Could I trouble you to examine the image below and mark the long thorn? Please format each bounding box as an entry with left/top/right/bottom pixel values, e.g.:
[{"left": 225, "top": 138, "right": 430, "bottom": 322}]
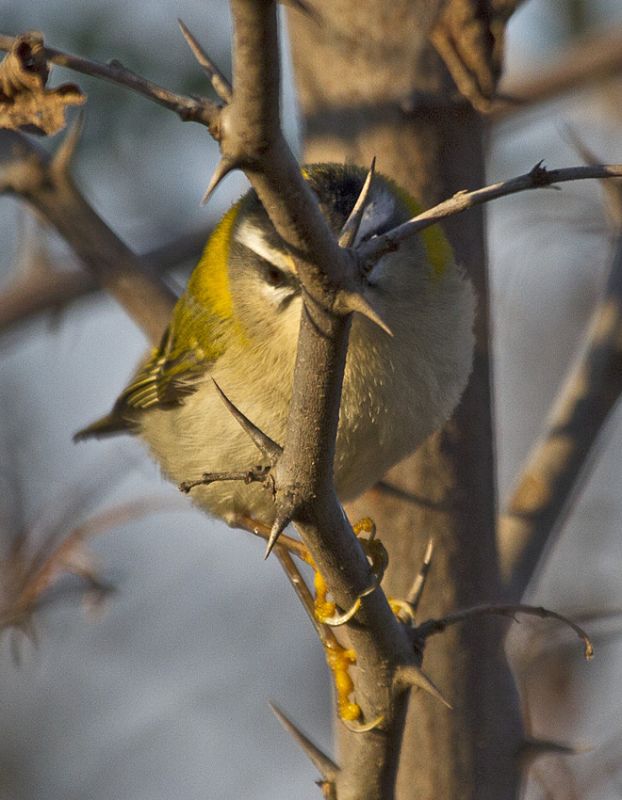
[
  {"left": 177, "top": 18, "right": 232, "bottom": 103},
  {"left": 393, "top": 664, "right": 452, "bottom": 709},
  {"left": 264, "top": 512, "right": 291, "bottom": 559},
  {"left": 230, "top": 515, "right": 309, "bottom": 561},
  {"left": 269, "top": 703, "right": 339, "bottom": 780},
  {"left": 212, "top": 380, "right": 282, "bottom": 462},
  {"left": 337, "top": 290, "right": 393, "bottom": 337},
  {"left": 338, "top": 156, "right": 376, "bottom": 247},
  {"left": 407, "top": 537, "right": 434, "bottom": 610},
  {"left": 201, "top": 158, "right": 236, "bottom": 205}
]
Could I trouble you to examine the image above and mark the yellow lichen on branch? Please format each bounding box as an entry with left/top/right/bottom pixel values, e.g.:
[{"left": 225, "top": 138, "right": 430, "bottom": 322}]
[{"left": 0, "top": 32, "right": 85, "bottom": 135}]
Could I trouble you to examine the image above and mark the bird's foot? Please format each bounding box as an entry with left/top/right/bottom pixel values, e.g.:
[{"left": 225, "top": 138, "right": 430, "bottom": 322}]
[
  {"left": 324, "top": 638, "right": 361, "bottom": 722},
  {"left": 299, "top": 517, "right": 388, "bottom": 724}
]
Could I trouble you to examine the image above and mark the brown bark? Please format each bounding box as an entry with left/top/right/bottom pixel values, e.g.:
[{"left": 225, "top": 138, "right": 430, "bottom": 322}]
[{"left": 288, "top": 2, "right": 524, "bottom": 797}]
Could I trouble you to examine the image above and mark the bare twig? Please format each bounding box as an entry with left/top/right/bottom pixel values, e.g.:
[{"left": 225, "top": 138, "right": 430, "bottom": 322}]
[
  {"left": 219, "top": 4, "right": 420, "bottom": 795},
  {"left": 358, "top": 161, "right": 622, "bottom": 268},
  {"left": 0, "top": 264, "right": 94, "bottom": 333},
  {"left": 563, "top": 129, "right": 622, "bottom": 223},
  {"left": 0, "top": 32, "right": 220, "bottom": 134},
  {"left": 517, "top": 737, "right": 579, "bottom": 767},
  {"left": 416, "top": 604, "right": 594, "bottom": 661},
  {"left": 177, "top": 18, "right": 233, "bottom": 103},
  {"left": 179, "top": 466, "right": 272, "bottom": 494}
]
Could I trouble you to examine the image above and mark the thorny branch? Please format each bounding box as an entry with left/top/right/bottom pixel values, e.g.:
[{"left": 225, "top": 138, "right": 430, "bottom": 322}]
[
  {"left": 0, "top": 32, "right": 221, "bottom": 135},
  {"left": 2, "top": 8, "right": 622, "bottom": 799},
  {"left": 2, "top": 18, "right": 622, "bottom": 337},
  {"left": 202, "top": 5, "right": 428, "bottom": 795},
  {"left": 4, "top": 13, "right": 427, "bottom": 800},
  {"left": 358, "top": 162, "right": 622, "bottom": 267}
]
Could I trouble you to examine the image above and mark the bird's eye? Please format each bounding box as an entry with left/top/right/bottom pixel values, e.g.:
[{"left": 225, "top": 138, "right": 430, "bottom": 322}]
[{"left": 264, "top": 264, "right": 286, "bottom": 287}]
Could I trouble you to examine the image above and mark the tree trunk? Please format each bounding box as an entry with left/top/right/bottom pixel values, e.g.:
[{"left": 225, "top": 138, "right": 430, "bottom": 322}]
[{"left": 287, "top": 2, "right": 525, "bottom": 797}]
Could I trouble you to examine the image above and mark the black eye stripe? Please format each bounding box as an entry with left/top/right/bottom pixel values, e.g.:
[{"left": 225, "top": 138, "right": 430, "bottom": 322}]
[
  {"left": 256, "top": 258, "right": 300, "bottom": 293},
  {"left": 264, "top": 263, "right": 286, "bottom": 287}
]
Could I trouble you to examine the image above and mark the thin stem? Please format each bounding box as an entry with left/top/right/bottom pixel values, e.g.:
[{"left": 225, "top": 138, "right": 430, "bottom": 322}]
[
  {"left": 416, "top": 604, "right": 594, "bottom": 660},
  {"left": 0, "top": 33, "right": 220, "bottom": 132},
  {"left": 359, "top": 162, "right": 622, "bottom": 266}
]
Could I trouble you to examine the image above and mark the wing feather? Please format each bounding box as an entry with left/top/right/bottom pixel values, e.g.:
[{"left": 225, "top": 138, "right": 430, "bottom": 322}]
[{"left": 75, "top": 320, "right": 214, "bottom": 440}]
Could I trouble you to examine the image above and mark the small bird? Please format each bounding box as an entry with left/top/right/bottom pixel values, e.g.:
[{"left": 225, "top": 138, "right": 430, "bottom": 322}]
[{"left": 76, "top": 164, "right": 475, "bottom": 528}]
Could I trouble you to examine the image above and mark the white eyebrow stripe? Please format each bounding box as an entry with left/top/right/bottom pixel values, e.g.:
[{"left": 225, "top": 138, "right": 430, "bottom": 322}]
[
  {"left": 354, "top": 188, "right": 395, "bottom": 246},
  {"left": 235, "top": 220, "right": 293, "bottom": 272}
]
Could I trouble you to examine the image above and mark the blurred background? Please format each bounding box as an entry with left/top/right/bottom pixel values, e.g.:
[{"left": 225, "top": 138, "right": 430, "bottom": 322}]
[{"left": 1, "top": 1, "right": 622, "bottom": 797}]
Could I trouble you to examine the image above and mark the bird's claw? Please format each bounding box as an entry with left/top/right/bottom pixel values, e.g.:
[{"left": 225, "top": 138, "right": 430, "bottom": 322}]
[
  {"left": 320, "top": 581, "right": 377, "bottom": 627},
  {"left": 341, "top": 713, "right": 384, "bottom": 733}
]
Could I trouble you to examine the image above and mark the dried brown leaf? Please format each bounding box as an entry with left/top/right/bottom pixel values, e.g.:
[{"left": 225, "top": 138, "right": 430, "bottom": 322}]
[{"left": 0, "top": 32, "right": 85, "bottom": 135}]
